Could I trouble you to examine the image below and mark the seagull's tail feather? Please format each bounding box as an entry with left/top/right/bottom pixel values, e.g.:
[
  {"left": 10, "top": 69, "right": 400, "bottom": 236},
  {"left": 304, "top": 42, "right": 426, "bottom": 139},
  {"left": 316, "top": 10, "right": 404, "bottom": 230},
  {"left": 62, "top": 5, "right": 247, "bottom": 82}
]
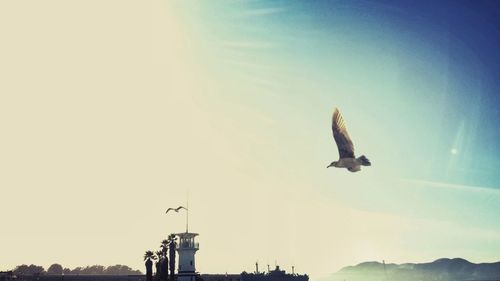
[{"left": 357, "top": 155, "right": 371, "bottom": 166}]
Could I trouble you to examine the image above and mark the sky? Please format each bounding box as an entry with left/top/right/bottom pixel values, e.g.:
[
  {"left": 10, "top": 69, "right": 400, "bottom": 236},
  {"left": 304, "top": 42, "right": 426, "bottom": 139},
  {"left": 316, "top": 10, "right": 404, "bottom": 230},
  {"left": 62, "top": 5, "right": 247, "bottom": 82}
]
[{"left": 1, "top": 0, "right": 500, "bottom": 279}]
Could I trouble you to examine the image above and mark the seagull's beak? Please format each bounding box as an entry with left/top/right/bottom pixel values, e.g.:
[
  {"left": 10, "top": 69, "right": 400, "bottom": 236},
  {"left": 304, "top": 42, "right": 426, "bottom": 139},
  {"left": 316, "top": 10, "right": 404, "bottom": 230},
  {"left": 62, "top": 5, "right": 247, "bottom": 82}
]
[{"left": 327, "top": 164, "right": 331, "bottom": 168}]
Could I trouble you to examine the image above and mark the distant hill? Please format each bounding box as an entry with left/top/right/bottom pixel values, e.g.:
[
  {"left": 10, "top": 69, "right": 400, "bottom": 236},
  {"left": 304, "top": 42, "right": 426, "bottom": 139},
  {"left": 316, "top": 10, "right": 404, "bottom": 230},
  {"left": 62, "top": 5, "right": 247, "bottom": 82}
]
[{"left": 328, "top": 258, "right": 500, "bottom": 281}]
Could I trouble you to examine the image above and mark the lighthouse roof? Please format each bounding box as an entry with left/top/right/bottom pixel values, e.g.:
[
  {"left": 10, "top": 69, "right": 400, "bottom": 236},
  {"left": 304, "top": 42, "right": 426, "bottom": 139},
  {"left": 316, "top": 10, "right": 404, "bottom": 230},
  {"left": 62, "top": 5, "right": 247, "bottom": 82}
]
[{"left": 175, "top": 232, "right": 199, "bottom": 238}]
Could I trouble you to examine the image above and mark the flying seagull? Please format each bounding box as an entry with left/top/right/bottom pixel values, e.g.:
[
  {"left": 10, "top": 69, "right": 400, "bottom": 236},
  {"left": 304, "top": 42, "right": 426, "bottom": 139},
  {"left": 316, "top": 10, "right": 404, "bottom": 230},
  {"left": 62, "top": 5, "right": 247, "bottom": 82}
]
[
  {"left": 327, "top": 108, "right": 371, "bottom": 172},
  {"left": 166, "top": 206, "right": 188, "bottom": 214}
]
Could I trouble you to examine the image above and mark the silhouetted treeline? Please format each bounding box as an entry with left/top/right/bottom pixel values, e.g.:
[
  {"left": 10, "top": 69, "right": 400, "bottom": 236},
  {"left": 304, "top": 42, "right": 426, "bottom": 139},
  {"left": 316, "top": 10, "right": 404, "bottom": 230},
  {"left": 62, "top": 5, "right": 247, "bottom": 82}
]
[
  {"left": 13, "top": 264, "right": 142, "bottom": 276},
  {"left": 13, "top": 265, "right": 45, "bottom": 276}
]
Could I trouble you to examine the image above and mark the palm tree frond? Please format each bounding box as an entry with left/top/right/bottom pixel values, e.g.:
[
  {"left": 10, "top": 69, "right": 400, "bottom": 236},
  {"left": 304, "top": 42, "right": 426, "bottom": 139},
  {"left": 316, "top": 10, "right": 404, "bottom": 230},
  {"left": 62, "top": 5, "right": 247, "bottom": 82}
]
[{"left": 144, "top": 250, "right": 155, "bottom": 261}]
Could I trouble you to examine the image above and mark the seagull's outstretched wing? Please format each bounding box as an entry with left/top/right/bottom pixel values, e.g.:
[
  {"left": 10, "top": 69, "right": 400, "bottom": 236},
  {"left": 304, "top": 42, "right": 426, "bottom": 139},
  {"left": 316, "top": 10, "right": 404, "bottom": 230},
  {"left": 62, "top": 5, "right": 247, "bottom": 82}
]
[
  {"left": 166, "top": 206, "right": 188, "bottom": 214},
  {"left": 175, "top": 206, "right": 188, "bottom": 211},
  {"left": 332, "top": 108, "right": 355, "bottom": 159}
]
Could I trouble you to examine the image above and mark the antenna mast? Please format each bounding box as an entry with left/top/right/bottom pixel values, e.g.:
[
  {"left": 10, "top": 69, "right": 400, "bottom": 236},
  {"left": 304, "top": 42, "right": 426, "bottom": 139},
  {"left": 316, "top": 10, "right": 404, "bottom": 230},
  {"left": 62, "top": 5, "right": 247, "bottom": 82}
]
[{"left": 186, "top": 192, "right": 189, "bottom": 233}]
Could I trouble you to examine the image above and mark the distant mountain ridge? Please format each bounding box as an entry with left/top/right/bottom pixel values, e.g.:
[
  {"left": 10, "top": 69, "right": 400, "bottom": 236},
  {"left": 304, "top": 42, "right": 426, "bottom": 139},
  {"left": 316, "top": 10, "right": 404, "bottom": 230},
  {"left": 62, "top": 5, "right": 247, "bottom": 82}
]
[{"left": 329, "top": 258, "right": 500, "bottom": 281}]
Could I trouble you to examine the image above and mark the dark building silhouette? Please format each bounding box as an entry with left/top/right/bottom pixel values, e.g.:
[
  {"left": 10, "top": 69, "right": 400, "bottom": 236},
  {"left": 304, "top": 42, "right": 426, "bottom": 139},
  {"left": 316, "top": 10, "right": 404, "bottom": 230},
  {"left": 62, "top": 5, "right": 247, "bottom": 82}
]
[
  {"left": 240, "top": 266, "right": 308, "bottom": 281},
  {"left": 0, "top": 271, "right": 15, "bottom": 281}
]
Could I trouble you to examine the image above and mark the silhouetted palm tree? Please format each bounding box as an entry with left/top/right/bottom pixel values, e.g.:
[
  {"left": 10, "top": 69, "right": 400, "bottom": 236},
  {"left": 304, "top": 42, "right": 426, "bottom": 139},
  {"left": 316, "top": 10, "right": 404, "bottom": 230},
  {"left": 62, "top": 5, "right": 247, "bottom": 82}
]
[
  {"left": 159, "top": 240, "right": 170, "bottom": 281},
  {"left": 144, "top": 251, "right": 155, "bottom": 281},
  {"left": 160, "top": 240, "right": 169, "bottom": 255},
  {"left": 167, "top": 234, "right": 177, "bottom": 281},
  {"left": 154, "top": 250, "right": 163, "bottom": 281}
]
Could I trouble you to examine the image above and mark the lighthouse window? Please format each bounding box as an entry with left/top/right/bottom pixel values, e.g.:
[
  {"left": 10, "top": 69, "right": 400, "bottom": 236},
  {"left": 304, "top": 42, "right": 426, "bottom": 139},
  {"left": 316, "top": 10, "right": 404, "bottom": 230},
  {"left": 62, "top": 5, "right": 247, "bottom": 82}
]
[{"left": 190, "top": 260, "right": 193, "bottom": 266}]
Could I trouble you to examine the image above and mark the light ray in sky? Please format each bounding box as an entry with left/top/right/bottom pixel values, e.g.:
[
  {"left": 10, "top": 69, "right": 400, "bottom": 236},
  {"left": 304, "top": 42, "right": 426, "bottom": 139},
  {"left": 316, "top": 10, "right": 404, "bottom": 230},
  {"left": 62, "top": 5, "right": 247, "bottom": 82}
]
[{"left": 402, "top": 179, "right": 500, "bottom": 194}]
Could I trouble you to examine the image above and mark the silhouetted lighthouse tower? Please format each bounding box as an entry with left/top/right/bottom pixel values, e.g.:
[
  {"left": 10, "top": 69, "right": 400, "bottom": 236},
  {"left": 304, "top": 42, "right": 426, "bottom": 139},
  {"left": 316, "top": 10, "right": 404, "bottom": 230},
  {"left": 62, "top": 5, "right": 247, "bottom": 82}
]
[
  {"left": 176, "top": 231, "right": 199, "bottom": 281},
  {"left": 174, "top": 196, "right": 199, "bottom": 281}
]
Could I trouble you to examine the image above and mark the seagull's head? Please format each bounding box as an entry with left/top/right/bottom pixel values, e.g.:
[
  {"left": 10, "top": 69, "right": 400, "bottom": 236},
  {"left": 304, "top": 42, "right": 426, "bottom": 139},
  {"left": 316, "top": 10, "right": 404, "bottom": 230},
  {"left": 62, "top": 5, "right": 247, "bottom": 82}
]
[{"left": 327, "top": 161, "right": 338, "bottom": 168}]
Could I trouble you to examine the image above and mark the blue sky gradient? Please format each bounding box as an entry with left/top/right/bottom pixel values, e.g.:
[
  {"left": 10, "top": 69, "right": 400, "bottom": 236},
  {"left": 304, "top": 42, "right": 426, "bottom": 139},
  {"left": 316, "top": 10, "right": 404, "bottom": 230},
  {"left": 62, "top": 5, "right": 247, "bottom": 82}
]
[
  {"left": 170, "top": 0, "right": 500, "bottom": 271},
  {"left": 176, "top": 0, "right": 500, "bottom": 188}
]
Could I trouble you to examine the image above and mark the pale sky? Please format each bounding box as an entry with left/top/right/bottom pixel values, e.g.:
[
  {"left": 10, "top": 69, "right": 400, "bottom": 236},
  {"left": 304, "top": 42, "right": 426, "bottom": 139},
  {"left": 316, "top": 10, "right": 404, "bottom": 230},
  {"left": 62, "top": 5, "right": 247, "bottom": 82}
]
[{"left": 1, "top": 1, "right": 499, "bottom": 280}]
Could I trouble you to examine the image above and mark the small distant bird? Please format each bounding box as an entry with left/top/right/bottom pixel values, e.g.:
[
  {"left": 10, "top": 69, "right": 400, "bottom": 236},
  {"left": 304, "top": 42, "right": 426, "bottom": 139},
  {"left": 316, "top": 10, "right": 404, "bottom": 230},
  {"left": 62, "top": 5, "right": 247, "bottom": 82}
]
[
  {"left": 166, "top": 206, "right": 188, "bottom": 214},
  {"left": 327, "top": 108, "right": 371, "bottom": 172}
]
